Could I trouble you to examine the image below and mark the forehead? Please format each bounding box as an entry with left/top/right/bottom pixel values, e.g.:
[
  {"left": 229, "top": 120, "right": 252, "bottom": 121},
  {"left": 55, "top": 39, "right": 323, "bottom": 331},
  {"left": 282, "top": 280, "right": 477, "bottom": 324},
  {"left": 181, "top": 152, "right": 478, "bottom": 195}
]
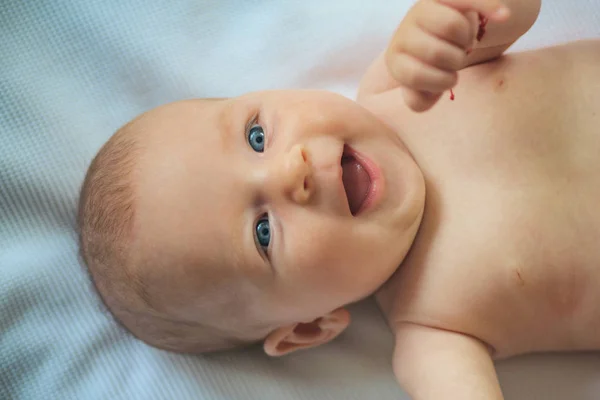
[{"left": 131, "top": 99, "right": 268, "bottom": 289}]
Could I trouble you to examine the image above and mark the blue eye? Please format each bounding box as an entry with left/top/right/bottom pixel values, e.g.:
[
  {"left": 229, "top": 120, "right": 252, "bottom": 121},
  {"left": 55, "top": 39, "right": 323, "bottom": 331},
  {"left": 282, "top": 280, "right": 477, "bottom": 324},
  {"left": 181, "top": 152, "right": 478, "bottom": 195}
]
[
  {"left": 255, "top": 217, "right": 271, "bottom": 249},
  {"left": 247, "top": 124, "right": 265, "bottom": 152}
]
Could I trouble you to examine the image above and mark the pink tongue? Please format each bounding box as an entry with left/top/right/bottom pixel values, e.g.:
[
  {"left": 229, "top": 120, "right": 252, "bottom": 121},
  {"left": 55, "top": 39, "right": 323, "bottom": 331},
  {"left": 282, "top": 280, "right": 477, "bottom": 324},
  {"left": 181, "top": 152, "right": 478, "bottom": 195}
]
[{"left": 341, "top": 157, "right": 371, "bottom": 215}]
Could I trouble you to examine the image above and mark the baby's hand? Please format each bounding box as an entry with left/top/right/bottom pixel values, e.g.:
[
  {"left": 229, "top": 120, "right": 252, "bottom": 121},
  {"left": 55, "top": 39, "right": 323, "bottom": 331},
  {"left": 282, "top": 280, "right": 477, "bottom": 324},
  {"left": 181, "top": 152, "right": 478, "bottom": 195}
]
[{"left": 386, "top": 0, "right": 509, "bottom": 112}]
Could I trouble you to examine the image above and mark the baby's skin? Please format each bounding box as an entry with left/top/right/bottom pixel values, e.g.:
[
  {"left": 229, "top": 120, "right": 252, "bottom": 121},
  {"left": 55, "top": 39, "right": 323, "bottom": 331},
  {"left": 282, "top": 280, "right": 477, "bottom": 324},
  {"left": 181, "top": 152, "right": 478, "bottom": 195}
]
[
  {"left": 80, "top": 0, "right": 600, "bottom": 398},
  {"left": 360, "top": 0, "right": 600, "bottom": 397}
]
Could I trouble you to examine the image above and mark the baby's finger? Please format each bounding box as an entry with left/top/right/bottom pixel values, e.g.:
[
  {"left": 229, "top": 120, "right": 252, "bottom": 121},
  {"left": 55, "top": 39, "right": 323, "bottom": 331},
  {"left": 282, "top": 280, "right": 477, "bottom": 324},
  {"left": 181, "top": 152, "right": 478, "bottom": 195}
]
[
  {"left": 438, "top": 0, "right": 510, "bottom": 22},
  {"left": 416, "top": 2, "right": 473, "bottom": 48},
  {"left": 464, "top": 11, "right": 479, "bottom": 48},
  {"left": 399, "top": 31, "right": 467, "bottom": 72},
  {"left": 387, "top": 52, "right": 458, "bottom": 93},
  {"left": 402, "top": 89, "right": 443, "bottom": 113}
]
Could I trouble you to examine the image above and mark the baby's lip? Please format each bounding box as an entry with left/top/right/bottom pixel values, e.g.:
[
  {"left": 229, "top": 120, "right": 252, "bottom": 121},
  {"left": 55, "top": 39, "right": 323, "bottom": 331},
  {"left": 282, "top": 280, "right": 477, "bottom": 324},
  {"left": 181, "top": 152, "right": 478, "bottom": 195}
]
[{"left": 341, "top": 145, "right": 372, "bottom": 215}]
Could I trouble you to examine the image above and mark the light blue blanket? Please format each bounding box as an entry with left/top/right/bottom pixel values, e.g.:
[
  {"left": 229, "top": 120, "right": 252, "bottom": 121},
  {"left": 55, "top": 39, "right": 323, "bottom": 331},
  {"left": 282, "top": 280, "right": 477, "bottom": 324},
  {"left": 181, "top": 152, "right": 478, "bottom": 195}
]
[{"left": 1, "top": 1, "right": 599, "bottom": 399}]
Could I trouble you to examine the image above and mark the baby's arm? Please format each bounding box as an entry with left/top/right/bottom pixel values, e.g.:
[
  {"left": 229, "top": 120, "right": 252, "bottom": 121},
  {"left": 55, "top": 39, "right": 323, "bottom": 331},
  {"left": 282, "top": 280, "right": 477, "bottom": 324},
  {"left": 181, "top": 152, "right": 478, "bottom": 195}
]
[
  {"left": 358, "top": 0, "right": 541, "bottom": 111},
  {"left": 393, "top": 323, "right": 503, "bottom": 400}
]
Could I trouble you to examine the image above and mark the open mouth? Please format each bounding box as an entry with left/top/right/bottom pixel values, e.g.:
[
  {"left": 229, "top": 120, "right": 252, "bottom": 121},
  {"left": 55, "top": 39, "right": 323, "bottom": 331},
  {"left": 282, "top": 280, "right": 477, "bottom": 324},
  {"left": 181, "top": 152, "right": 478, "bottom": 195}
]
[{"left": 341, "top": 145, "right": 372, "bottom": 216}]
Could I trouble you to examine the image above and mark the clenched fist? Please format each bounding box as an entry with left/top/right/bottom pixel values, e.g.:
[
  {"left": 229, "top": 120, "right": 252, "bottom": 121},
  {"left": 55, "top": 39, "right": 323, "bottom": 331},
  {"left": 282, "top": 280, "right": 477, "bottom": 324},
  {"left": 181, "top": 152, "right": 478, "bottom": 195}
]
[{"left": 386, "top": 0, "right": 510, "bottom": 112}]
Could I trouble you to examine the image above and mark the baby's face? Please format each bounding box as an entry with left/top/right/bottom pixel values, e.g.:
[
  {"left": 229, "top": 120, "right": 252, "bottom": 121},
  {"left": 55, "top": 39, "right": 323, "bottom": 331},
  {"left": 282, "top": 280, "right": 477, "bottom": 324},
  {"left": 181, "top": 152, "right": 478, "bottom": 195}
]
[{"left": 132, "top": 90, "right": 425, "bottom": 327}]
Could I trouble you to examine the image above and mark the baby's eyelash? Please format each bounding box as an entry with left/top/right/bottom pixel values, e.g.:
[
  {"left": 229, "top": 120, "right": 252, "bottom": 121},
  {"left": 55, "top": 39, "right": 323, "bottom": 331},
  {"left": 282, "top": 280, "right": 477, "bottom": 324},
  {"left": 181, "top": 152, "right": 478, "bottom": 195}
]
[
  {"left": 254, "top": 213, "right": 272, "bottom": 260},
  {"left": 245, "top": 113, "right": 260, "bottom": 137}
]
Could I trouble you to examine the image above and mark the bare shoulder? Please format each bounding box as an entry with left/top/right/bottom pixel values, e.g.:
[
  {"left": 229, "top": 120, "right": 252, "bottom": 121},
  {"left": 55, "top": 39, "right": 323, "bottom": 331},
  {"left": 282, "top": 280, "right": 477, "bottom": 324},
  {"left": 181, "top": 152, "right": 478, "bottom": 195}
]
[
  {"left": 559, "top": 38, "right": 600, "bottom": 59},
  {"left": 414, "top": 39, "right": 600, "bottom": 145},
  {"left": 458, "top": 39, "right": 600, "bottom": 100}
]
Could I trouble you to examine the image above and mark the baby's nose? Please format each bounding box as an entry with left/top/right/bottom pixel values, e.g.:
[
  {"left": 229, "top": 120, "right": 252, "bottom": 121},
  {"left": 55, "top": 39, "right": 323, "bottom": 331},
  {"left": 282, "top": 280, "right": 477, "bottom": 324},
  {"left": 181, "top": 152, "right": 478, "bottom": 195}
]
[{"left": 275, "top": 144, "right": 313, "bottom": 204}]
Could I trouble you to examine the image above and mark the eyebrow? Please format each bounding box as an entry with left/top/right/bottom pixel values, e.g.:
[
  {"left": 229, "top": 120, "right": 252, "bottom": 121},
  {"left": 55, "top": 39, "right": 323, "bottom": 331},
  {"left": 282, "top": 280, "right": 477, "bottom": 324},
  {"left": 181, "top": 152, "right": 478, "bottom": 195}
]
[{"left": 214, "top": 100, "right": 237, "bottom": 154}]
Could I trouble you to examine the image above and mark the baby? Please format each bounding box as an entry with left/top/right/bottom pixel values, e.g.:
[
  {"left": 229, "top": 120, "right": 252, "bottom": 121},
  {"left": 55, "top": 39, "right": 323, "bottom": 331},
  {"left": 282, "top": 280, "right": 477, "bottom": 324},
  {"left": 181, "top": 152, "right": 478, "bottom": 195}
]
[{"left": 78, "top": 0, "right": 600, "bottom": 398}]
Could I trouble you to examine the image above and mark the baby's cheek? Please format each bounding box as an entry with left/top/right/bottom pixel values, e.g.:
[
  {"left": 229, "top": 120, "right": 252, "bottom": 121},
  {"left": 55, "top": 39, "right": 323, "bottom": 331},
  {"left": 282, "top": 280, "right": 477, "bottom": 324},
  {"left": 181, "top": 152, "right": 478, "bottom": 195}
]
[
  {"left": 287, "top": 234, "right": 335, "bottom": 272},
  {"left": 281, "top": 213, "right": 383, "bottom": 280}
]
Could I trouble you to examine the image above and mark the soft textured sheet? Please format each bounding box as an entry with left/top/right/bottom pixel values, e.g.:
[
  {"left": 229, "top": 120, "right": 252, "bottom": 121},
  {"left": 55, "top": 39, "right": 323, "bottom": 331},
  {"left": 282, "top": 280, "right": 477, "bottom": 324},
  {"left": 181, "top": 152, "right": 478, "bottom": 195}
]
[{"left": 1, "top": 1, "right": 599, "bottom": 399}]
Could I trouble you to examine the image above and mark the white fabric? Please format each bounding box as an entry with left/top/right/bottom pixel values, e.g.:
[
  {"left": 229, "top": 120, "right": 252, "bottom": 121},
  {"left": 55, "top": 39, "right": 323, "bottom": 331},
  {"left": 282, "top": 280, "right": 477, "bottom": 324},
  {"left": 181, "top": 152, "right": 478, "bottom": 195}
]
[{"left": 1, "top": 1, "right": 599, "bottom": 399}]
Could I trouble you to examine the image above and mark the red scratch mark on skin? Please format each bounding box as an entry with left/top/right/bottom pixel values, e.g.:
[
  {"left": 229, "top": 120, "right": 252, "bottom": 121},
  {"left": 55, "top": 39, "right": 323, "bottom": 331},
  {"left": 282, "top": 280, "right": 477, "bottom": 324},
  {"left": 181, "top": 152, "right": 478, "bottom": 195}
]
[
  {"left": 449, "top": 13, "right": 488, "bottom": 101},
  {"left": 476, "top": 13, "right": 489, "bottom": 42},
  {"left": 494, "top": 78, "right": 507, "bottom": 92}
]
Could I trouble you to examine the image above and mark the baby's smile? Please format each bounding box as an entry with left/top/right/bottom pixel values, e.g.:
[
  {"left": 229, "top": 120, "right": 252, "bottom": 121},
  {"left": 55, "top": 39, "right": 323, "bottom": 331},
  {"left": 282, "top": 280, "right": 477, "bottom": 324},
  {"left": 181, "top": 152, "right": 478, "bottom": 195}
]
[{"left": 341, "top": 144, "right": 383, "bottom": 216}]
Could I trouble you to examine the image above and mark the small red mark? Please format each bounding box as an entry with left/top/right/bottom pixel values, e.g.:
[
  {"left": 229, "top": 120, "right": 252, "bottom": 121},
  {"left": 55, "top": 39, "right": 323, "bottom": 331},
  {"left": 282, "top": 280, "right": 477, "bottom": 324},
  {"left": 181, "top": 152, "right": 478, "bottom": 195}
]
[
  {"left": 477, "top": 13, "right": 488, "bottom": 42},
  {"left": 494, "top": 78, "right": 506, "bottom": 92},
  {"left": 449, "top": 89, "right": 455, "bottom": 101}
]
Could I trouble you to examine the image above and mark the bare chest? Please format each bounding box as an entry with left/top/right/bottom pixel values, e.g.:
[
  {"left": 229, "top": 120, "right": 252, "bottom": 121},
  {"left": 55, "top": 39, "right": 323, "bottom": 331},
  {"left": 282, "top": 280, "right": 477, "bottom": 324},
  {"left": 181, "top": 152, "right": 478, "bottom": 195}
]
[
  {"left": 380, "top": 184, "right": 600, "bottom": 357},
  {"left": 370, "top": 41, "right": 600, "bottom": 357}
]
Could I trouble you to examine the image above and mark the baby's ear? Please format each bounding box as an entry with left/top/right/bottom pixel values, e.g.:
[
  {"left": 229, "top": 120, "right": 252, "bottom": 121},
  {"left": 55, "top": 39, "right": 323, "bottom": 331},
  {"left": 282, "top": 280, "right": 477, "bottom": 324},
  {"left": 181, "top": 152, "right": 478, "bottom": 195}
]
[{"left": 263, "top": 308, "right": 350, "bottom": 356}]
